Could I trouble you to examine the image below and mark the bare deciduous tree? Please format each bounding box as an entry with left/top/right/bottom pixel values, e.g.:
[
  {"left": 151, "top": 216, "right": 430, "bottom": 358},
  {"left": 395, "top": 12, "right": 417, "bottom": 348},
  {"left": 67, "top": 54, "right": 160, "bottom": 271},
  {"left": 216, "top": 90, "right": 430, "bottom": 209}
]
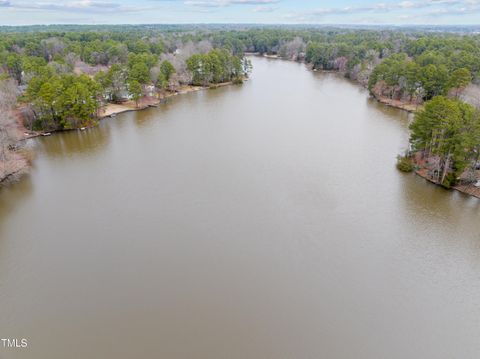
[
  {"left": 279, "top": 37, "right": 306, "bottom": 61},
  {"left": 196, "top": 40, "right": 213, "bottom": 54},
  {"left": 159, "top": 40, "right": 215, "bottom": 86},
  {"left": 41, "top": 37, "right": 66, "bottom": 61},
  {"left": 0, "top": 79, "right": 25, "bottom": 182},
  {"left": 460, "top": 84, "right": 480, "bottom": 109},
  {"left": 150, "top": 66, "right": 161, "bottom": 85},
  {"left": 65, "top": 52, "right": 80, "bottom": 69},
  {"left": 0, "top": 79, "right": 19, "bottom": 151}
]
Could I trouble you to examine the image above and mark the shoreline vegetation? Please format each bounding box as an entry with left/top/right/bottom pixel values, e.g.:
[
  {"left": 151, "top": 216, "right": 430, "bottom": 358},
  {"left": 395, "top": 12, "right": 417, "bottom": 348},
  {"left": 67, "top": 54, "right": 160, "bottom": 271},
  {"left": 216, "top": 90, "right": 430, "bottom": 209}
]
[
  {"left": 415, "top": 162, "right": 480, "bottom": 199},
  {"left": 256, "top": 54, "right": 480, "bottom": 199},
  {"left": 1, "top": 25, "right": 480, "bottom": 198},
  {"left": 99, "top": 81, "right": 237, "bottom": 119},
  {"left": 396, "top": 96, "right": 480, "bottom": 198},
  {"left": 1, "top": 81, "right": 240, "bottom": 185},
  {"left": 252, "top": 49, "right": 480, "bottom": 198},
  {"left": 0, "top": 81, "right": 242, "bottom": 185},
  {"left": 0, "top": 29, "right": 252, "bottom": 184},
  {"left": 19, "top": 82, "right": 236, "bottom": 138},
  {"left": 255, "top": 52, "right": 422, "bottom": 112}
]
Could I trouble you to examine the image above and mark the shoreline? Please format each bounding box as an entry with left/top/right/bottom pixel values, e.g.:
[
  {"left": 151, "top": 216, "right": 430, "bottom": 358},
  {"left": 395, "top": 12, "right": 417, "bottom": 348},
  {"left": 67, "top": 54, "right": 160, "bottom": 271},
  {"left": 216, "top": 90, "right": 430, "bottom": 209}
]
[
  {"left": 4, "top": 56, "right": 477, "bottom": 200},
  {"left": 412, "top": 154, "right": 480, "bottom": 199},
  {"left": 98, "top": 81, "right": 238, "bottom": 119},
  {"left": 371, "top": 93, "right": 420, "bottom": 113},
  {"left": 252, "top": 55, "right": 477, "bottom": 198},
  {"left": 249, "top": 53, "right": 421, "bottom": 113},
  {"left": 262, "top": 54, "right": 477, "bottom": 200},
  {"left": 16, "top": 84, "right": 209, "bottom": 141},
  {"left": 415, "top": 169, "right": 480, "bottom": 199},
  {"left": 18, "top": 82, "right": 237, "bottom": 140},
  {"left": 0, "top": 164, "right": 29, "bottom": 186},
  {"left": 1, "top": 81, "right": 238, "bottom": 186},
  {"left": 98, "top": 84, "right": 206, "bottom": 120}
]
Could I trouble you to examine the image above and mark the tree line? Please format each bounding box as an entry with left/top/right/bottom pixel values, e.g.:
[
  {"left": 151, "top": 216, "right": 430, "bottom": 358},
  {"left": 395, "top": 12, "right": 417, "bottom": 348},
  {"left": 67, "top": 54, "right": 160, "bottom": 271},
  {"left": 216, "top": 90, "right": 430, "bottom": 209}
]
[
  {"left": 210, "top": 27, "right": 480, "bottom": 104},
  {"left": 0, "top": 28, "right": 250, "bottom": 132}
]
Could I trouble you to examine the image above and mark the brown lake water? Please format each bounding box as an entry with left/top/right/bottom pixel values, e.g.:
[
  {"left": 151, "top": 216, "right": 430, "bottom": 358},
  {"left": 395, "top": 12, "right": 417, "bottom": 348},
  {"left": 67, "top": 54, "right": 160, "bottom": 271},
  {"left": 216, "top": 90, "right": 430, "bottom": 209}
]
[{"left": 1, "top": 56, "right": 480, "bottom": 359}]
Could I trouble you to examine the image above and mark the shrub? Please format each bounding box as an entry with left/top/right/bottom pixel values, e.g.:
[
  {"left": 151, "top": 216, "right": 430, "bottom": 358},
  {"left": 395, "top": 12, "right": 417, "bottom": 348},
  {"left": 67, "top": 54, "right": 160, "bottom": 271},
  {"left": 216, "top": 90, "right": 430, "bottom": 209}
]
[
  {"left": 442, "top": 173, "right": 457, "bottom": 188},
  {"left": 232, "top": 77, "right": 244, "bottom": 85},
  {"left": 396, "top": 155, "right": 414, "bottom": 172}
]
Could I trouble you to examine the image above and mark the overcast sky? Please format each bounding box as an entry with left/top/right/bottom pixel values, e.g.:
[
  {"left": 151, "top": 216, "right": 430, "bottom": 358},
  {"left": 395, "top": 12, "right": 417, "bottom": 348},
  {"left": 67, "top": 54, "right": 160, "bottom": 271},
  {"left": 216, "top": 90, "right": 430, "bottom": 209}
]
[{"left": 0, "top": 0, "right": 479, "bottom": 25}]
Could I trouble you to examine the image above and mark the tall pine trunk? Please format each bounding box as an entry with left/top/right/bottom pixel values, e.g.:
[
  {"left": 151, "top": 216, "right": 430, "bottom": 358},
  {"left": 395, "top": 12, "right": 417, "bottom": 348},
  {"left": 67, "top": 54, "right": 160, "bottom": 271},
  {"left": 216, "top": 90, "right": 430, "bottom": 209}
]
[{"left": 441, "top": 151, "right": 452, "bottom": 185}]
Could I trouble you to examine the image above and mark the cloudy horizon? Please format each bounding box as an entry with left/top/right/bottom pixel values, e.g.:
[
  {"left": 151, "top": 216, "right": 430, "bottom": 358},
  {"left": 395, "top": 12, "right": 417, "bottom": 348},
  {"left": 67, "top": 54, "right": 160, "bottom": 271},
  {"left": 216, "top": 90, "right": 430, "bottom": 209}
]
[{"left": 0, "top": 0, "right": 480, "bottom": 25}]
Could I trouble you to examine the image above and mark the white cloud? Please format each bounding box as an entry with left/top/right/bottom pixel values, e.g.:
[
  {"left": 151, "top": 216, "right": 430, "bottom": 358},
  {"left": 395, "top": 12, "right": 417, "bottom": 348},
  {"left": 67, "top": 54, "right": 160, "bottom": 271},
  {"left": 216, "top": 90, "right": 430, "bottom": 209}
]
[
  {"left": 283, "top": 0, "right": 480, "bottom": 23},
  {"left": 252, "top": 5, "right": 276, "bottom": 12},
  {"left": 184, "top": 0, "right": 279, "bottom": 8},
  {"left": 0, "top": 0, "right": 149, "bottom": 13}
]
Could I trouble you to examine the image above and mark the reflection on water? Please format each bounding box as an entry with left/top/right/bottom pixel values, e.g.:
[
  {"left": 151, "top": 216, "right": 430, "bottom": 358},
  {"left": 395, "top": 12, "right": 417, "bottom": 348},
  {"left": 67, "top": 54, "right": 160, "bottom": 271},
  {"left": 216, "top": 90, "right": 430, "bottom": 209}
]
[
  {"left": 367, "top": 97, "right": 413, "bottom": 122},
  {"left": 37, "top": 124, "right": 111, "bottom": 159},
  {"left": 0, "top": 57, "right": 479, "bottom": 359},
  {"left": 0, "top": 178, "right": 33, "bottom": 237}
]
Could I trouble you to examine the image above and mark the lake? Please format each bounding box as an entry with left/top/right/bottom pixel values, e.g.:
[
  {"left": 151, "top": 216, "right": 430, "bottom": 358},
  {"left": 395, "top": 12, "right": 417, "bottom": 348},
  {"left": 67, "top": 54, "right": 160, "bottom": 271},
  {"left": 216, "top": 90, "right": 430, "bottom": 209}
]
[{"left": 1, "top": 56, "right": 480, "bottom": 359}]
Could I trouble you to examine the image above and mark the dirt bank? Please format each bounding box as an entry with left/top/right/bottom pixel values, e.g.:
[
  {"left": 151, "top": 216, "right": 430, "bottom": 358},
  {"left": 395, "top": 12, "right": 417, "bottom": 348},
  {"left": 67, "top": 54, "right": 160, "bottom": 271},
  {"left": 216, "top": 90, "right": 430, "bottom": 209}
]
[
  {"left": 371, "top": 94, "right": 421, "bottom": 113},
  {"left": 415, "top": 169, "right": 480, "bottom": 199},
  {"left": 99, "top": 85, "right": 222, "bottom": 119},
  {"left": 413, "top": 154, "right": 480, "bottom": 199}
]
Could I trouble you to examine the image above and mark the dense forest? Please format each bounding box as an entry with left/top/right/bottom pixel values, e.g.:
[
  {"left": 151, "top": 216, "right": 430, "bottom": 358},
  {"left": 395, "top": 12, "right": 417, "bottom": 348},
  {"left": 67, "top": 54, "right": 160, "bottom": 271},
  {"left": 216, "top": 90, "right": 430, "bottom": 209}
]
[
  {"left": 1, "top": 25, "right": 480, "bottom": 188},
  {"left": 0, "top": 27, "right": 251, "bottom": 133},
  {"left": 210, "top": 27, "right": 480, "bottom": 104}
]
